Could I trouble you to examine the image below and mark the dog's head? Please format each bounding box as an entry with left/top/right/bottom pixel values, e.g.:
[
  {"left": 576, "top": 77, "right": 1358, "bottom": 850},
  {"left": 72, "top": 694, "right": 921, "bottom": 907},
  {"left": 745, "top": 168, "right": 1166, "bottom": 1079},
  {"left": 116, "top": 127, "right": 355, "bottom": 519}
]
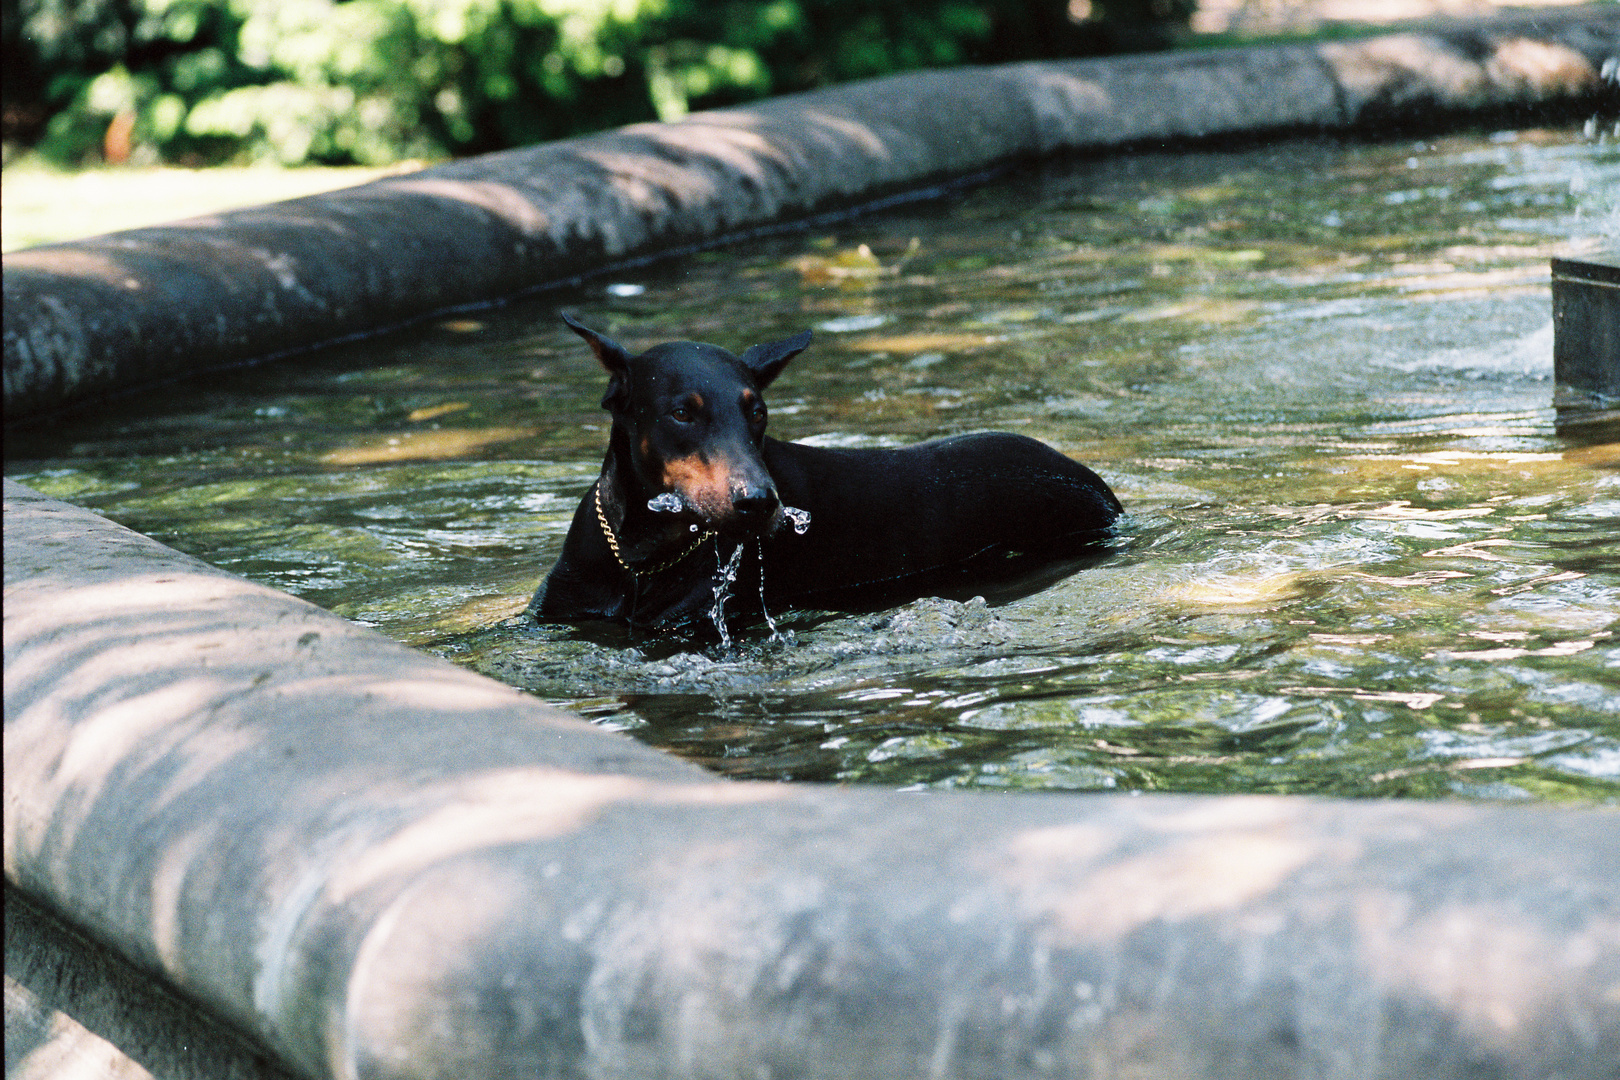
[{"left": 564, "top": 313, "right": 811, "bottom": 537}]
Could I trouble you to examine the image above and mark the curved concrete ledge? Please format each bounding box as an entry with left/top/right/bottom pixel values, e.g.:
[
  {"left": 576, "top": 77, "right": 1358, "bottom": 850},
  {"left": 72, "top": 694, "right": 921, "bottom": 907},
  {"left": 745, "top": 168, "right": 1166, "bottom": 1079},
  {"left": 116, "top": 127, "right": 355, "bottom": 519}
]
[
  {"left": 6, "top": 477, "right": 1620, "bottom": 1078},
  {"left": 7, "top": 888, "right": 299, "bottom": 1080},
  {"left": 6, "top": 6, "right": 1618, "bottom": 419}
]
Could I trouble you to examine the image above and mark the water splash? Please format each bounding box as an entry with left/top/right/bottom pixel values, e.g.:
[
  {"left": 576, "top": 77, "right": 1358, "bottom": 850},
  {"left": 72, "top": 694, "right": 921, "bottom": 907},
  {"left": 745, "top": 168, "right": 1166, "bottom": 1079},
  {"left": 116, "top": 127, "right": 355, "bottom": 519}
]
[
  {"left": 757, "top": 544, "right": 782, "bottom": 642},
  {"left": 647, "top": 492, "right": 684, "bottom": 513},
  {"left": 783, "top": 506, "right": 812, "bottom": 534},
  {"left": 709, "top": 540, "right": 748, "bottom": 649}
]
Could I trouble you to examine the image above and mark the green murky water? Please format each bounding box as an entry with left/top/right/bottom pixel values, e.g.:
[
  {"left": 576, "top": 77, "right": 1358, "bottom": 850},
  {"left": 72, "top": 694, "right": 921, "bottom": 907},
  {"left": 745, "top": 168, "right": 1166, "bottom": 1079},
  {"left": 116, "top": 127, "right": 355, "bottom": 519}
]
[{"left": 8, "top": 125, "right": 1618, "bottom": 800}]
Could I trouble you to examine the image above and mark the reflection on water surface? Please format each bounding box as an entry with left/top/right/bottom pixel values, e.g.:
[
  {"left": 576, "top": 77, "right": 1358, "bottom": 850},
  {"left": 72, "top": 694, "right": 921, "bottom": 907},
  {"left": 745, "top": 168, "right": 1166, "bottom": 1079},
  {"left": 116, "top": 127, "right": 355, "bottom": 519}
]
[{"left": 8, "top": 126, "right": 1618, "bottom": 800}]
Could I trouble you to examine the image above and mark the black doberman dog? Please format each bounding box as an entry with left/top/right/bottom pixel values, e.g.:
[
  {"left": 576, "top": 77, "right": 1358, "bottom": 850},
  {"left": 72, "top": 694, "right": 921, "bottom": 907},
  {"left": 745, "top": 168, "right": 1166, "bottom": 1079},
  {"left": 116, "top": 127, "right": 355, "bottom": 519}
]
[{"left": 529, "top": 314, "right": 1123, "bottom": 635}]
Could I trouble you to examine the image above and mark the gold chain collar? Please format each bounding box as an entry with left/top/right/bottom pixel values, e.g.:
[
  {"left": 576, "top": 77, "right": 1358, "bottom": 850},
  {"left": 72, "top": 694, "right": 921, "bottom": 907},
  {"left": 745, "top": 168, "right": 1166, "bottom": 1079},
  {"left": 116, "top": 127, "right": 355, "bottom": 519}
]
[{"left": 595, "top": 484, "right": 713, "bottom": 576}]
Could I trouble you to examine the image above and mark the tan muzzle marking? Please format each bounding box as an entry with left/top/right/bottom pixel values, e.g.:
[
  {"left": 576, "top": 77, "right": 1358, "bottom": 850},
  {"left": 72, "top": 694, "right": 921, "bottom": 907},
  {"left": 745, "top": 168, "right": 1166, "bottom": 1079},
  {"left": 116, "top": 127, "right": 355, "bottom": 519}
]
[{"left": 661, "top": 454, "right": 742, "bottom": 520}]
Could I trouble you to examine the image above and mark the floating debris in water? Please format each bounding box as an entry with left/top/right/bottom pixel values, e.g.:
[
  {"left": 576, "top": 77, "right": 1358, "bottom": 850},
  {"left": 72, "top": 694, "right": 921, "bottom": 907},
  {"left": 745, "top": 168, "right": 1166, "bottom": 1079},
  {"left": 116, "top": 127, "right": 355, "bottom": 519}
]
[{"left": 815, "top": 313, "right": 889, "bottom": 332}]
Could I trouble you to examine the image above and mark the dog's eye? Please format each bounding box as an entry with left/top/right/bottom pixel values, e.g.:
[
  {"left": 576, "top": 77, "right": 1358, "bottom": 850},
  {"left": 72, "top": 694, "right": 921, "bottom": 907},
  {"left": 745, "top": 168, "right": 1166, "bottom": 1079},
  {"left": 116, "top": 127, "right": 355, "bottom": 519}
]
[
  {"left": 670, "top": 406, "right": 694, "bottom": 423},
  {"left": 750, "top": 404, "right": 767, "bottom": 423}
]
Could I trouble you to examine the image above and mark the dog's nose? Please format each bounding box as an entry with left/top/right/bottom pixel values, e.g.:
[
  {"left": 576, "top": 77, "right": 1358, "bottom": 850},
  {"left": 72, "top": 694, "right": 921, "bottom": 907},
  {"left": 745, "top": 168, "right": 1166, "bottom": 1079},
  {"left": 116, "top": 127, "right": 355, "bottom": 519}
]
[{"left": 732, "top": 487, "right": 780, "bottom": 522}]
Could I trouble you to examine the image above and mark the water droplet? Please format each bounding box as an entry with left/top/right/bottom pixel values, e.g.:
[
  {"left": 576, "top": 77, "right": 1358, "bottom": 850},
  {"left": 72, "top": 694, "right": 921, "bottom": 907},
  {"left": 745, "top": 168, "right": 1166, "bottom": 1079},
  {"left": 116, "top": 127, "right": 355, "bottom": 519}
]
[
  {"left": 689, "top": 523, "right": 698, "bottom": 532},
  {"left": 783, "top": 506, "right": 812, "bottom": 534},
  {"left": 648, "top": 492, "right": 684, "bottom": 513}
]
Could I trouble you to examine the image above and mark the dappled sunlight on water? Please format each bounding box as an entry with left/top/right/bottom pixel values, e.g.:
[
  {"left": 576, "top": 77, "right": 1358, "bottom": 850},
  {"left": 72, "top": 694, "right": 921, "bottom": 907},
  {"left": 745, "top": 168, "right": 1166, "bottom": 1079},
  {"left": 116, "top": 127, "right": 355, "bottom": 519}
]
[{"left": 7, "top": 125, "right": 1617, "bottom": 800}]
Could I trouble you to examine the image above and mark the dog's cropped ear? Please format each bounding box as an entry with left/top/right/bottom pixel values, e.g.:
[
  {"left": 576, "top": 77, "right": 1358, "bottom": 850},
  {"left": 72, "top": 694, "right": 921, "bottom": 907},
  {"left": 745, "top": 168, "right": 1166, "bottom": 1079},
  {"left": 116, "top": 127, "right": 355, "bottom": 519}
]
[
  {"left": 562, "top": 312, "right": 632, "bottom": 409},
  {"left": 562, "top": 312, "right": 631, "bottom": 372},
  {"left": 738, "top": 329, "right": 811, "bottom": 388}
]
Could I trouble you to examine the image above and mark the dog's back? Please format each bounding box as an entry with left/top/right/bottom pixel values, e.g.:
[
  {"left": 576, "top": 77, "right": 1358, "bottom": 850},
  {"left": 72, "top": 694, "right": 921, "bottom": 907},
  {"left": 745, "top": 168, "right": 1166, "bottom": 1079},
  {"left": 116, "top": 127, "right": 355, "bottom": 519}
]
[{"left": 757, "top": 431, "right": 1121, "bottom": 609}]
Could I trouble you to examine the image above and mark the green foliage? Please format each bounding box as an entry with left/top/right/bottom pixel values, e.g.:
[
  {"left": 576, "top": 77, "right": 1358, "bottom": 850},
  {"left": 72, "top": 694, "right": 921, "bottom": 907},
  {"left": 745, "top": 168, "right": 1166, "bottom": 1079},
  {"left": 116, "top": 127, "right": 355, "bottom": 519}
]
[{"left": 3, "top": 0, "right": 1191, "bottom": 167}]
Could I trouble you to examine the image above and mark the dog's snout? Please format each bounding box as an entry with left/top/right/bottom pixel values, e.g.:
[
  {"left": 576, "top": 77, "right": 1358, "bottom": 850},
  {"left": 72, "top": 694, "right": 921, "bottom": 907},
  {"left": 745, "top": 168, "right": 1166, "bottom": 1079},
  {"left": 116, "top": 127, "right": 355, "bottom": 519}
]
[{"left": 732, "top": 486, "right": 780, "bottom": 521}]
